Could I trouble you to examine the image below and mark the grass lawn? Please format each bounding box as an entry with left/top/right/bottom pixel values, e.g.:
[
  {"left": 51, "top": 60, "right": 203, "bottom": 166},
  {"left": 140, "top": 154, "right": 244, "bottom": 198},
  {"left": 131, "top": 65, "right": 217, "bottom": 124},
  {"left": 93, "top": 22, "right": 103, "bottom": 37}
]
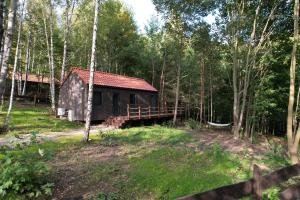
[
  {"left": 0, "top": 105, "right": 83, "bottom": 136},
  {"left": 0, "top": 125, "right": 288, "bottom": 199},
  {"left": 4, "top": 126, "right": 250, "bottom": 199}
]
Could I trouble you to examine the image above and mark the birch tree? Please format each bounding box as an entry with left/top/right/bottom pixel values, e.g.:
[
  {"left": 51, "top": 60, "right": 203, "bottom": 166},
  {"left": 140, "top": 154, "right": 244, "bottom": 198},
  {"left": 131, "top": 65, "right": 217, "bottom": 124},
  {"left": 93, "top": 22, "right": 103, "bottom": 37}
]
[
  {"left": 0, "top": 0, "right": 18, "bottom": 97},
  {"left": 84, "top": 0, "right": 100, "bottom": 142},
  {"left": 60, "top": 0, "right": 75, "bottom": 82},
  {"left": 5, "top": 0, "right": 24, "bottom": 127},
  {"left": 21, "top": 30, "right": 31, "bottom": 95},
  {"left": 287, "top": 0, "right": 300, "bottom": 164},
  {"left": 42, "top": 0, "right": 56, "bottom": 112},
  {"left": 0, "top": 0, "right": 5, "bottom": 49}
]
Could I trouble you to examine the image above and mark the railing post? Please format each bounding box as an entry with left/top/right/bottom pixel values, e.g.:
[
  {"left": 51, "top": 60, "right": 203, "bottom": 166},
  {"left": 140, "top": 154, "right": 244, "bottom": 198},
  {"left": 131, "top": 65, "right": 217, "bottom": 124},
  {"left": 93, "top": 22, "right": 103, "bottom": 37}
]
[
  {"left": 253, "top": 164, "right": 262, "bottom": 200},
  {"left": 138, "top": 106, "right": 141, "bottom": 119},
  {"left": 127, "top": 104, "right": 130, "bottom": 119},
  {"left": 148, "top": 106, "right": 151, "bottom": 118},
  {"left": 158, "top": 106, "right": 160, "bottom": 117}
]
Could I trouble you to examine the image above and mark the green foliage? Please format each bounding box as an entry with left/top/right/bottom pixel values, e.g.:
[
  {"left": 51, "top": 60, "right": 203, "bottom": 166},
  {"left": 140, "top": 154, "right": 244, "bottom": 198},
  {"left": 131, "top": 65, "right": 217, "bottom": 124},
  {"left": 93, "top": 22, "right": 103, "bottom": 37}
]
[
  {"left": 0, "top": 146, "right": 53, "bottom": 199},
  {"left": 184, "top": 118, "right": 202, "bottom": 130}
]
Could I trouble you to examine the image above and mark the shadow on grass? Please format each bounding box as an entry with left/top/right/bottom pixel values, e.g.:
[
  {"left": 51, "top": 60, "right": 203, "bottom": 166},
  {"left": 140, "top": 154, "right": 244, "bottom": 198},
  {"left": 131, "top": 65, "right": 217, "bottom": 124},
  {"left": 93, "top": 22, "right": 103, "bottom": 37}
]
[
  {"left": 100, "top": 125, "right": 191, "bottom": 146},
  {"left": 121, "top": 145, "right": 250, "bottom": 200}
]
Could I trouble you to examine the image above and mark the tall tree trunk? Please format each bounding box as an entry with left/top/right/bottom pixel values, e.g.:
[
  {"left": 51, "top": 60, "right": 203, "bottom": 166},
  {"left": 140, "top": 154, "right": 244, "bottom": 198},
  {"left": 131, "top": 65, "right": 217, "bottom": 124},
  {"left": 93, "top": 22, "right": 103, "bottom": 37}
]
[
  {"left": 84, "top": 0, "right": 100, "bottom": 142},
  {"left": 17, "top": 48, "right": 22, "bottom": 95},
  {"left": 159, "top": 48, "right": 166, "bottom": 109},
  {"left": 151, "top": 57, "right": 155, "bottom": 86},
  {"left": 30, "top": 36, "right": 35, "bottom": 72},
  {"left": 0, "top": 0, "right": 5, "bottom": 49},
  {"left": 209, "top": 64, "right": 213, "bottom": 122},
  {"left": 172, "top": 59, "right": 181, "bottom": 126},
  {"left": 60, "top": 0, "right": 74, "bottom": 82},
  {"left": 0, "top": 1, "right": 6, "bottom": 69},
  {"left": 287, "top": 0, "right": 300, "bottom": 164},
  {"left": 232, "top": 36, "right": 240, "bottom": 138},
  {"left": 22, "top": 30, "right": 31, "bottom": 96},
  {"left": 49, "top": 1, "right": 56, "bottom": 113},
  {"left": 0, "top": 0, "right": 17, "bottom": 97},
  {"left": 5, "top": 3, "right": 23, "bottom": 126},
  {"left": 199, "top": 58, "right": 205, "bottom": 123}
]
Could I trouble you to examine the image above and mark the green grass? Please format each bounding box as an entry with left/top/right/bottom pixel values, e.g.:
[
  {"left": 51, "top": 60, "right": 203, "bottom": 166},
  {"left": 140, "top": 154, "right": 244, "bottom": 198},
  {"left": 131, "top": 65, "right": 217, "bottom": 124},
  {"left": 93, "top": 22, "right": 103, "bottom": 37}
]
[
  {"left": 100, "top": 125, "right": 191, "bottom": 146},
  {"left": 0, "top": 106, "right": 82, "bottom": 136},
  {"left": 124, "top": 145, "right": 250, "bottom": 199},
  {"left": 0, "top": 125, "right": 287, "bottom": 199}
]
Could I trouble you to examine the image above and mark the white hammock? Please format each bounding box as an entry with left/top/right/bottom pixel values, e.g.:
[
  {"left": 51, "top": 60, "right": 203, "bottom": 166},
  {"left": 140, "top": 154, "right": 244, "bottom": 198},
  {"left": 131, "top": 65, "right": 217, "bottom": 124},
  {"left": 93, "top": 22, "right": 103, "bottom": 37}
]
[{"left": 208, "top": 122, "right": 232, "bottom": 127}]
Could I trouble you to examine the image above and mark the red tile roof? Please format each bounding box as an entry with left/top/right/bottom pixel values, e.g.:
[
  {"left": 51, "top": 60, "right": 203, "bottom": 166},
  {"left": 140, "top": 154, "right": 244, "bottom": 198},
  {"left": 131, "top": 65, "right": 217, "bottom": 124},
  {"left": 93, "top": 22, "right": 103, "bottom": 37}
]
[
  {"left": 10, "top": 73, "right": 60, "bottom": 84},
  {"left": 67, "top": 68, "right": 158, "bottom": 92}
]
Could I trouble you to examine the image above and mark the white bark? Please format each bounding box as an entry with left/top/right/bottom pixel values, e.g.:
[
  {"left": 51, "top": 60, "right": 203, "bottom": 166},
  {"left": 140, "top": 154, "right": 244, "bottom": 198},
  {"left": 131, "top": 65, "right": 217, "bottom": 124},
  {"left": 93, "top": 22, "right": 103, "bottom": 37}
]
[
  {"left": 5, "top": 0, "right": 24, "bottom": 126},
  {"left": 49, "top": 1, "right": 55, "bottom": 112},
  {"left": 0, "top": 0, "right": 17, "bottom": 97},
  {"left": 60, "top": 0, "right": 75, "bottom": 82},
  {"left": 21, "top": 30, "right": 31, "bottom": 96},
  {"left": 84, "top": 0, "right": 100, "bottom": 142},
  {"left": 287, "top": 0, "right": 300, "bottom": 164},
  {"left": 172, "top": 59, "right": 181, "bottom": 126}
]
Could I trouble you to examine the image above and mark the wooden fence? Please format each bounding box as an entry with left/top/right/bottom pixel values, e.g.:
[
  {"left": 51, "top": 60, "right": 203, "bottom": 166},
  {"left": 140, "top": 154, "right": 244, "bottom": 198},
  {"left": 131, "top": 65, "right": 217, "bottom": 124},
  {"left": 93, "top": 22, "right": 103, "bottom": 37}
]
[
  {"left": 127, "top": 104, "right": 184, "bottom": 119},
  {"left": 177, "top": 164, "right": 300, "bottom": 200}
]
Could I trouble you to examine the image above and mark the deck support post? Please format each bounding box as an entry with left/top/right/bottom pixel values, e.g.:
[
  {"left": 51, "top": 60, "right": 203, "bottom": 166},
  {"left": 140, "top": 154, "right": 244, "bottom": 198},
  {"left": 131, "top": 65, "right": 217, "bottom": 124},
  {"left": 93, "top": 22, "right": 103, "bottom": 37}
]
[
  {"left": 127, "top": 104, "right": 130, "bottom": 119},
  {"left": 138, "top": 106, "right": 141, "bottom": 119},
  {"left": 253, "top": 164, "right": 262, "bottom": 200},
  {"left": 148, "top": 106, "right": 151, "bottom": 118},
  {"left": 158, "top": 106, "right": 160, "bottom": 117}
]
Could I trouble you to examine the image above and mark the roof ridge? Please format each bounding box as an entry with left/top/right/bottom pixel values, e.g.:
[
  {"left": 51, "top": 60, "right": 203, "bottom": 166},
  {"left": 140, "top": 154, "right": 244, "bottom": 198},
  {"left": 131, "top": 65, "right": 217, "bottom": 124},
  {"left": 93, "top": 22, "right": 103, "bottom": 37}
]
[{"left": 71, "top": 67, "right": 146, "bottom": 82}]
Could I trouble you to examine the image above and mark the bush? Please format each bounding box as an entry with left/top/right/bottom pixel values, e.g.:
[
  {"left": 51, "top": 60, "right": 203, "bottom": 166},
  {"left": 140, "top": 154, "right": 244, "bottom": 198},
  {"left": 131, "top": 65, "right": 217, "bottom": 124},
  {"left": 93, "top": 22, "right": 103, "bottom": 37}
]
[
  {"left": 184, "top": 119, "right": 202, "bottom": 130},
  {"left": 0, "top": 144, "right": 53, "bottom": 199}
]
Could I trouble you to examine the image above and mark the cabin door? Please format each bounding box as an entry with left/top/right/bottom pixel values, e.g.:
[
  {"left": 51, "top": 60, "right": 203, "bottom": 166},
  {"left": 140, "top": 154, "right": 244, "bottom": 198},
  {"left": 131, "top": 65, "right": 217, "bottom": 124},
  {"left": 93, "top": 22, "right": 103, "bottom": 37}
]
[{"left": 112, "top": 93, "right": 120, "bottom": 116}]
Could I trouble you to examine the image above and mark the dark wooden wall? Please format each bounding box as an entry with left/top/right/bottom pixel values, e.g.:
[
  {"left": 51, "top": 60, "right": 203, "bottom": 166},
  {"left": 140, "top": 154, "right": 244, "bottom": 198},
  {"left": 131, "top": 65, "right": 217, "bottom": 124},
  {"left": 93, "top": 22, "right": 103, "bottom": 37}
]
[{"left": 58, "top": 73, "right": 158, "bottom": 121}]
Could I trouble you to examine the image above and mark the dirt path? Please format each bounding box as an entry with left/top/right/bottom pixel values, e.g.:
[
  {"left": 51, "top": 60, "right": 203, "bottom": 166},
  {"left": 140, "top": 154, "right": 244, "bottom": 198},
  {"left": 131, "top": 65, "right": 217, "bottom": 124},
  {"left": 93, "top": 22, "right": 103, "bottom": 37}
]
[
  {"left": 0, "top": 125, "right": 116, "bottom": 147},
  {"left": 184, "top": 128, "right": 281, "bottom": 159}
]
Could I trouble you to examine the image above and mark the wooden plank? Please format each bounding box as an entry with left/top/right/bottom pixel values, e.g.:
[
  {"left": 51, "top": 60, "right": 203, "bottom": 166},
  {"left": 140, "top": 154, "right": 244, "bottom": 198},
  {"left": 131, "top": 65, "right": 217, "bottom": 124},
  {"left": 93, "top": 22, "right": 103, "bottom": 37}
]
[
  {"left": 178, "top": 163, "right": 300, "bottom": 200},
  {"left": 260, "top": 163, "right": 300, "bottom": 190},
  {"left": 253, "top": 164, "right": 262, "bottom": 200},
  {"left": 280, "top": 183, "right": 300, "bottom": 200},
  {"left": 177, "top": 180, "right": 253, "bottom": 200}
]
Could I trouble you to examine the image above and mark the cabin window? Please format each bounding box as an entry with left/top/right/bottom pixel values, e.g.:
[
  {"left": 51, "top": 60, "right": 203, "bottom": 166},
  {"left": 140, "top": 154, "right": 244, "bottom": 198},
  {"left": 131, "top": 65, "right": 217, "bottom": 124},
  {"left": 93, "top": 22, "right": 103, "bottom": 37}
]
[
  {"left": 130, "top": 94, "right": 136, "bottom": 105},
  {"left": 150, "top": 95, "right": 157, "bottom": 107},
  {"left": 93, "top": 91, "right": 102, "bottom": 106}
]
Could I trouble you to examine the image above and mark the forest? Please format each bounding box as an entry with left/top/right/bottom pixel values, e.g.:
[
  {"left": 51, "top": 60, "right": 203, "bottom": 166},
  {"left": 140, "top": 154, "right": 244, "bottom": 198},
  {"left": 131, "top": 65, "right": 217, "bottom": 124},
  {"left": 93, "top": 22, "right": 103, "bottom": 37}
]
[{"left": 0, "top": 0, "right": 300, "bottom": 199}]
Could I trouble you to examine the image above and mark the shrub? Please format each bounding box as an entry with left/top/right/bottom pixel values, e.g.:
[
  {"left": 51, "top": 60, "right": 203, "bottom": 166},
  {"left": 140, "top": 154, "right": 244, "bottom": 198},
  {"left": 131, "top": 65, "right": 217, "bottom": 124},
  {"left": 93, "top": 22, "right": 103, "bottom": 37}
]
[
  {"left": 0, "top": 145, "right": 53, "bottom": 199},
  {"left": 184, "top": 119, "right": 202, "bottom": 130}
]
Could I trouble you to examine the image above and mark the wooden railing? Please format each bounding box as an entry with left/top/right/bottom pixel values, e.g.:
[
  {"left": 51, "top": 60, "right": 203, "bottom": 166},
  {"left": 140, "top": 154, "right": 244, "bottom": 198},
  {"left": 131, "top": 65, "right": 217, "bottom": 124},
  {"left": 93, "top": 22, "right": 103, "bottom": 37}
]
[
  {"left": 177, "top": 163, "right": 300, "bottom": 200},
  {"left": 127, "top": 104, "right": 184, "bottom": 119}
]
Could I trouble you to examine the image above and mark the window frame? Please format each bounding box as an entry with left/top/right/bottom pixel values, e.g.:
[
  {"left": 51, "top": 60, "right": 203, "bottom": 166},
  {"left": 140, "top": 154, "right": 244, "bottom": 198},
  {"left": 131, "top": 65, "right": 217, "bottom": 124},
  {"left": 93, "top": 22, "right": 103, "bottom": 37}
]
[{"left": 129, "top": 93, "right": 136, "bottom": 105}]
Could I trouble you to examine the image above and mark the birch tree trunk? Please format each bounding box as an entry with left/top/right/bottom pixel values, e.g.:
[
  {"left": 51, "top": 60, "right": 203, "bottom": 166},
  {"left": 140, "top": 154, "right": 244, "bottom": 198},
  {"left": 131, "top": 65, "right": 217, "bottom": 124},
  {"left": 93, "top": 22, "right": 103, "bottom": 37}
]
[
  {"left": 0, "top": 0, "right": 17, "bottom": 97},
  {"left": 199, "top": 58, "right": 205, "bottom": 123},
  {"left": 0, "top": 0, "right": 5, "bottom": 49},
  {"left": 84, "top": 0, "right": 100, "bottom": 142},
  {"left": 159, "top": 48, "right": 166, "bottom": 109},
  {"left": 5, "top": 2, "right": 23, "bottom": 126},
  {"left": 287, "top": 0, "right": 300, "bottom": 164},
  {"left": 17, "top": 48, "right": 22, "bottom": 95},
  {"left": 22, "top": 30, "right": 31, "bottom": 96},
  {"left": 60, "top": 0, "right": 75, "bottom": 82},
  {"left": 49, "top": 1, "right": 56, "bottom": 113},
  {"left": 172, "top": 59, "right": 181, "bottom": 126}
]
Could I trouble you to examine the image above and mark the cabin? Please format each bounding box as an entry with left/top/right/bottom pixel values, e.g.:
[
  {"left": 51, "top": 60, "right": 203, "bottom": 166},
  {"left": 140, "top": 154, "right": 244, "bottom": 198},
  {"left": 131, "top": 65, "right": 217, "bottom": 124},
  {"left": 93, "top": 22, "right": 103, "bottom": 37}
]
[
  {"left": 58, "top": 68, "right": 159, "bottom": 122},
  {"left": 7, "top": 73, "right": 60, "bottom": 103}
]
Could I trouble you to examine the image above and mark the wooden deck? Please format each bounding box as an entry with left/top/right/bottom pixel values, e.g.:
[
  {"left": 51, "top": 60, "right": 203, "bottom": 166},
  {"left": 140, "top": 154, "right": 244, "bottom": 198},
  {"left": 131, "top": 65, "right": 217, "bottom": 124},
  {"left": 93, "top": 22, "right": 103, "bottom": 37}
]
[{"left": 103, "top": 105, "right": 184, "bottom": 127}]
